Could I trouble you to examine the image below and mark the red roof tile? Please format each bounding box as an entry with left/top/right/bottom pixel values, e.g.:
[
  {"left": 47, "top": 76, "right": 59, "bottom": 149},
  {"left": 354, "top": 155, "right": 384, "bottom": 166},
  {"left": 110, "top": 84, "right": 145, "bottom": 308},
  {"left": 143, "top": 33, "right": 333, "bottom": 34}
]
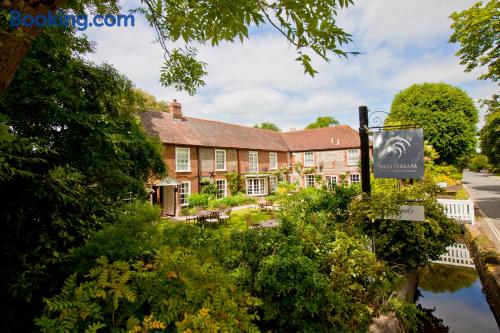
[{"left": 140, "top": 111, "right": 360, "bottom": 152}]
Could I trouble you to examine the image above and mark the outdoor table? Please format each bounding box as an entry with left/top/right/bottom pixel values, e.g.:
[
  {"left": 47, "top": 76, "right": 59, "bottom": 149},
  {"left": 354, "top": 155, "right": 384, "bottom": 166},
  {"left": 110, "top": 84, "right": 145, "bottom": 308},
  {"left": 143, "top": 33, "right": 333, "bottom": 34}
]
[
  {"left": 258, "top": 219, "right": 279, "bottom": 228},
  {"left": 195, "top": 210, "right": 217, "bottom": 225}
]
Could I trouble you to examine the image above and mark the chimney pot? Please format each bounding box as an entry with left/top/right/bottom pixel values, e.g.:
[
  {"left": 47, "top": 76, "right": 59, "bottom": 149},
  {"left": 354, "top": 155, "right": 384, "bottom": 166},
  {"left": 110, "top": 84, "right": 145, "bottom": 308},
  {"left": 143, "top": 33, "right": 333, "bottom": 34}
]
[{"left": 168, "top": 99, "right": 183, "bottom": 120}]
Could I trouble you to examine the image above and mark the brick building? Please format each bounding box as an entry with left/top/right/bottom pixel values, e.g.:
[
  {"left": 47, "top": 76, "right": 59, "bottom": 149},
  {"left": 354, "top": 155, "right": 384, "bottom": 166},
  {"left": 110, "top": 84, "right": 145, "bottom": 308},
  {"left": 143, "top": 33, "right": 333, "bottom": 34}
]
[{"left": 141, "top": 100, "right": 362, "bottom": 216}]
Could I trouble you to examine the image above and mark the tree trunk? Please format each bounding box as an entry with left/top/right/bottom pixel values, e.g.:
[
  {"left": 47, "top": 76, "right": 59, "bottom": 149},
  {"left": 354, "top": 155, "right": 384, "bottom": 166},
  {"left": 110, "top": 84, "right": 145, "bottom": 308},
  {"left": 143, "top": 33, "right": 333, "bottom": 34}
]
[{"left": 0, "top": 0, "right": 66, "bottom": 93}]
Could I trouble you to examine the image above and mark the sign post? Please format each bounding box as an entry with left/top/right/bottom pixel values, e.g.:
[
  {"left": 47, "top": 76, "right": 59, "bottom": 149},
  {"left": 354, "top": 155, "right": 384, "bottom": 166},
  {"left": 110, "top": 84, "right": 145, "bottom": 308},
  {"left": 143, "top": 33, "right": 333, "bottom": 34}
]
[{"left": 358, "top": 106, "right": 371, "bottom": 195}]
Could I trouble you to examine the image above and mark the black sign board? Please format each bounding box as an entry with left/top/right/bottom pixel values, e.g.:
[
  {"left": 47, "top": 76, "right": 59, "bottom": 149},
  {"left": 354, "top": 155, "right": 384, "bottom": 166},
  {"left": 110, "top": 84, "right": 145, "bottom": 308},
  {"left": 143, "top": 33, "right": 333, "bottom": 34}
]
[{"left": 373, "top": 128, "right": 424, "bottom": 179}]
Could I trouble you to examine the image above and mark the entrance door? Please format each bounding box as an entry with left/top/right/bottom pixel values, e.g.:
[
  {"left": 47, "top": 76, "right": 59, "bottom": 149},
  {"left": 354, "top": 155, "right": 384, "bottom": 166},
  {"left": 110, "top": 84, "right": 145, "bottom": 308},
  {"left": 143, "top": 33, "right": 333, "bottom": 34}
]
[{"left": 162, "top": 186, "right": 176, "bottom": 216}]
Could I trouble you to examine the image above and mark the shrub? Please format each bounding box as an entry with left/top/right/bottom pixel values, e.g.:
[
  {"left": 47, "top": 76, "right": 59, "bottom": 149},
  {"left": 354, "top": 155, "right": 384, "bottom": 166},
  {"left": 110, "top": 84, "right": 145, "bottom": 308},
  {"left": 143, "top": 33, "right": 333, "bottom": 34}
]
[
  {"left": 188, "top": 193, "right": 210, "bottom": 208},
  {"left": 469, "top": 154, "right": 489, "bottom": 171},
  {"left": 71, "top": 202, "right": 161, "bottom": 274},
  {"left": 226, "top": 172, "right": 241, "bottom": 194},
  {"left": 200, "top": 180, "right": 217, "bottom": 196}
]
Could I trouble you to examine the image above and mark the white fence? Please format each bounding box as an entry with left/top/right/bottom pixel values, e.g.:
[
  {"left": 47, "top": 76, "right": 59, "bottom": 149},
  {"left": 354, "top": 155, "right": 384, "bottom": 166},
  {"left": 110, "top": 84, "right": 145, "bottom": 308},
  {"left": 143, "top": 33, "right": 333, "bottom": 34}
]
[
  {"left": 433, "top": 242, "right": 475, "bottom": 268},
  {"left": 437, "top": 199, "right": 475, "bottom": 225}
]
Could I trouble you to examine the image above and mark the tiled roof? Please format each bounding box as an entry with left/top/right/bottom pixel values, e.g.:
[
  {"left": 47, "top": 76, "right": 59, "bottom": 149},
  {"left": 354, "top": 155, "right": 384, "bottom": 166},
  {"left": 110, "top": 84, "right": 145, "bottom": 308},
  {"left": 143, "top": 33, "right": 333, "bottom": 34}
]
[
  {"left": 281, "top": 125, "right": 361, "bottom": 151},
  {"left": 140, "top": 111, "right": 360, "bottom": 152}
]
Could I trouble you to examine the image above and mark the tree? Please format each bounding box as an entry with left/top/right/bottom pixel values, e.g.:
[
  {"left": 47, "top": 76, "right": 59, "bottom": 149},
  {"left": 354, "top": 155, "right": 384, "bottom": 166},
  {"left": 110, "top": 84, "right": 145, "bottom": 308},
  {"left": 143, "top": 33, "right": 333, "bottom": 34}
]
[
  {"left": 480, "top": 96, "right": 500, "bottom": 170},
  {"left": 254, "top": 122, "right": 281, "bottom": 131},
  {"left": 449, "top": 0, "right": 499, "bottom": 83},
  {"left": 0, "top": 27, "right": 165, "bottom": 331},
  {"left": 0, "top": 0, "right": 356, "bottom": 94},
  {"left": 387, "top": 83, "right": 478, "bottom": 167},
  {"left": 133, "top": 88, "right": 169, "bottom": 112},
  {"left": 305, "top": 116, "right": 339, "bottom": 129}
]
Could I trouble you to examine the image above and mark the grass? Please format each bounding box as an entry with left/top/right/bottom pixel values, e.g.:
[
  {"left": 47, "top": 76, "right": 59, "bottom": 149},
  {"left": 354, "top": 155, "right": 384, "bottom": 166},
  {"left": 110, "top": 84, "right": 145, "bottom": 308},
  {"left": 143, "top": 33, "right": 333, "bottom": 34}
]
[
  {"left": 165, "top": 208, "right": 273, "bottom": 237},
  {"left": 454, "top": 188, "right": 470, "bottom": 200}
]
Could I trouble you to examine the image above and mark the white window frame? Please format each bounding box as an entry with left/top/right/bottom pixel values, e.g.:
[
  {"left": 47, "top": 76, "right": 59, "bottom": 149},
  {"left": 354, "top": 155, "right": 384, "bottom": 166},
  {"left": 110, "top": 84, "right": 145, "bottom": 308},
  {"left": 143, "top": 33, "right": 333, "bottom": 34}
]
[
  {"left": 349, "top": 174, "right": 360, "bottom": 184},
  {"left": 249, "top": 151, "right": 259, "bottom": 173},
  {"left": 215, "top": 149, "right": 226, "bottom": 171},
  {"left": 246, "top": 178, "right": 268, "bottom": 196},
  {"left": 216, "top": 179, "right": 227, "bottom": 198},
  {"left": 325, "top": 175, "right": 337, "bottom": 187},
  {"left": 269, "top": 152, "right": 278, "bottom": 170},
  {"left": 304, "top": 152, "right": 314, "bottom": 167},
  {"left": 348, "top": 149, "right": 360, "bottom": 166},
  {"left": 270, "top": 176, "right": 278, "bottom": 193},
  {"left": 175, "top": 147, "right": 191, "bottom": 172},
  {"left": 179, "top": 181, "right": 191, "bottom": 206},
  {"left": 305, "top": 174, "right": 315, "bottom": 188}
]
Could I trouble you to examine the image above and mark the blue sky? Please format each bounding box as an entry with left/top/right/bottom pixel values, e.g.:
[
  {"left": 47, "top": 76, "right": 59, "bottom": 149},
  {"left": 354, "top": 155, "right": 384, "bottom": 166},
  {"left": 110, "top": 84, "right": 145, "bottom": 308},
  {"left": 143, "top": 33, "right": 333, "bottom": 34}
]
[{"left": 82, "top": 0, "right": 498, "bottom": 130}]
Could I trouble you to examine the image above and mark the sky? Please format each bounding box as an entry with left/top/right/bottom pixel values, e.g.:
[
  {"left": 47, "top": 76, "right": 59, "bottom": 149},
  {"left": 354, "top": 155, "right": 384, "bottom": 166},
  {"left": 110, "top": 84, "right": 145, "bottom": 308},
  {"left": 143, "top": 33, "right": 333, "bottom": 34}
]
[{"left": 82, "top": 0, "right": 498, "bottom": 131}]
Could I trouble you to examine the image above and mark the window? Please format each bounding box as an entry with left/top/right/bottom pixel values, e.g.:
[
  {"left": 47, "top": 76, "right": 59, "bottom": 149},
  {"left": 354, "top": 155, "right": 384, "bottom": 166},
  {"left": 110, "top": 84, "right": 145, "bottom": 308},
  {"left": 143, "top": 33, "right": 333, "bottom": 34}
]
[
  {"left": 215, "top": 150, "right": 226, "bottom": 171},
  {"left": 246, "top": 178, "right": 268, "bottom": 196},
  {"left": 249, "top": 151, "right": 258, "bottom": 172},
  {"left": 304, "top": 152, "right": 314, "bottom": 167},
  {"left": 350, "top": 174, "right": 360, "bottom": 184},
  {"left": 176, "top": 147, "right": 190, "bottom": 172},
  {"left": 179, "top": 181, "right": 191, "bottom": 206},
  {"left": 269, "top": 152, "right": 278, "bottom": 170},
  {"left": 216, "top": 179, "right": 227, "bottom": 198},
  {"left": 270, "top": 176, "right": 278, "bottom": 193},
  {"left": 305, "top": 174, "right": 315, "bottom": 187},
  {"left": 348, "top": 149, "right": 360, "bottom": 166},
  {"left": 325, "top": 175, "right": 337, "bottom": 188}
]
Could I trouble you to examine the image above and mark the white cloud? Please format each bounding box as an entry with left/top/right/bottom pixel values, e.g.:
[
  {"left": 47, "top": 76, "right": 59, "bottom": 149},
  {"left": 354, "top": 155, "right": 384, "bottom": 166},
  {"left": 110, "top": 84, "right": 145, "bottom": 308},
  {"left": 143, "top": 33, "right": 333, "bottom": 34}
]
[{"left": 82, "top": 0, "right": 498, "bottom": 130}]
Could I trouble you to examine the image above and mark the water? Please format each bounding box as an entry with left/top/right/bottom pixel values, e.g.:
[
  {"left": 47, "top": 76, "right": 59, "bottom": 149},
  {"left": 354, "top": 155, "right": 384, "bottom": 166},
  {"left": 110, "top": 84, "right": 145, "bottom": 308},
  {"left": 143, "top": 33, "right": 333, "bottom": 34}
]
[{"left": 417, "top": 263, "right": 499, "bottom": 332}]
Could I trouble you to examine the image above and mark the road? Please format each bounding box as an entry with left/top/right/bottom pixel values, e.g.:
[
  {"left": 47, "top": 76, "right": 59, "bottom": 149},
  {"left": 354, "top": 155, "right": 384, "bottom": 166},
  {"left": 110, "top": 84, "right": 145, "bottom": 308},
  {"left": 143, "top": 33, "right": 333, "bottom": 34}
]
[{"left": 463, "top": 171, "right": 500, "bottom": 247}]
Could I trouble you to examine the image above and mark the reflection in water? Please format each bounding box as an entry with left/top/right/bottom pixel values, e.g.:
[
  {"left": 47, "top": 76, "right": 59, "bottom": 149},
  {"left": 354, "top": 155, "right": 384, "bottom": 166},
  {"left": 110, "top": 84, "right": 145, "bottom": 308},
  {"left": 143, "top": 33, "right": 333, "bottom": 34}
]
[{"left": 417, "top": 263, "right": 499, "bottom": 333}]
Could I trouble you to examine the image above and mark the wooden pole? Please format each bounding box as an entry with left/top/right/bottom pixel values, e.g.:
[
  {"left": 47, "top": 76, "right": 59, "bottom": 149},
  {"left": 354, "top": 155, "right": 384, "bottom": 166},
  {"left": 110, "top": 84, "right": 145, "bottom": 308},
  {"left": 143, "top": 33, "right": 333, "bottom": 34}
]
[{"left": 359, "top": 106, "right": 371, "bottom": 195}]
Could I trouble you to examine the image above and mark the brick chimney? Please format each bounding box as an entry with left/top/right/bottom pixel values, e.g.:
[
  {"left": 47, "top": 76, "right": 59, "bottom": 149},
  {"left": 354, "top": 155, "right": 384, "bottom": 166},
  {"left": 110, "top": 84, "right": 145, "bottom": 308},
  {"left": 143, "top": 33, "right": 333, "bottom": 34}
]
[{"left": 168, "top": 99, "right": 183, "bottom": 120}]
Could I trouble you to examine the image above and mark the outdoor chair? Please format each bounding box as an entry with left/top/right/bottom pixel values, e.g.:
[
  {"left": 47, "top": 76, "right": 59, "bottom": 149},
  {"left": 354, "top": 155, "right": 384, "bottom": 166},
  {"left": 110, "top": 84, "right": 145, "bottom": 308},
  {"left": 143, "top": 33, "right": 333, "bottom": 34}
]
[
  {"left": 219, "top": 207, "right": 232, "bottom": 224},
  {"left": 205, "top": 211, "right": 220, "bottom": 227}
]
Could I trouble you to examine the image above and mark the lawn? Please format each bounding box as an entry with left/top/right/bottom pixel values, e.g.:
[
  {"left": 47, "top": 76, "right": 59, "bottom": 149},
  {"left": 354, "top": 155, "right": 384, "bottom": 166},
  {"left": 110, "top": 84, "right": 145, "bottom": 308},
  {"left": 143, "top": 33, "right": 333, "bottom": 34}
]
[{"left": 165, "top": 208, "right": 274, "bottom": 236}]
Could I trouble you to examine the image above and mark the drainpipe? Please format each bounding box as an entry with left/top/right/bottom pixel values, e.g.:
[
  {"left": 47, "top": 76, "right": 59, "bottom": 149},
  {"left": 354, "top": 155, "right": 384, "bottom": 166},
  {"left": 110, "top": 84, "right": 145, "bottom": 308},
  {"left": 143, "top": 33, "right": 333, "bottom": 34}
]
[{"left": 197, "top": 146, "right": 201, "bottom": 192}]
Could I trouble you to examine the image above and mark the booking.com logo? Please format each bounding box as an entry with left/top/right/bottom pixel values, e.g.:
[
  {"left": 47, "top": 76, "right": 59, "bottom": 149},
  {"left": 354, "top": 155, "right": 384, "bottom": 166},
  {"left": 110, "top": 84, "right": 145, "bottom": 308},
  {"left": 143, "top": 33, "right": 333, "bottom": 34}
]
[{"left": 9, "top": 10, "right": 135, "bottom": 31}]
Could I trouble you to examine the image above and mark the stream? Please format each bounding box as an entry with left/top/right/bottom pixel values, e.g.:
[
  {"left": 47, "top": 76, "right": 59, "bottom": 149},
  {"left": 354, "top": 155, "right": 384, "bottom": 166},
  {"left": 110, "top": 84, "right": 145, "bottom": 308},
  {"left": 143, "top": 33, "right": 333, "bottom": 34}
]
[{"left": 417, "top": 257, "right": 499, "bottom": 332}]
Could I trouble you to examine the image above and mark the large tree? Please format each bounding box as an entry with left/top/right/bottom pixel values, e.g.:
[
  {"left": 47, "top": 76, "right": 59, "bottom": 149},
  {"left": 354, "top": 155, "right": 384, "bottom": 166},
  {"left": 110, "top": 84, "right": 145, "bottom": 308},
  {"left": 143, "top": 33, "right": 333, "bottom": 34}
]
[
  {"left": 480, "top": 96, "right": 500, "bottom": 170},
  {"left": 254, "top": 122, "right": 281, "bottom": 131},
  {"left": 387, "top": 83, "right": 478, "bottom": 167},
  {"left": 449, "top": 0, "right": 499, "bottom": 170},
  {"left": 0, "top": 27, "right": 165, "bottom": 331},
  {"left": 449, "top": 0, "right": 499, "bottom": 83},
  {"left": 0, "top": 0, "right": 355, "bottom": 94},
  {"left": 306, "top": 116, "right": 339, "bottom": 129}
]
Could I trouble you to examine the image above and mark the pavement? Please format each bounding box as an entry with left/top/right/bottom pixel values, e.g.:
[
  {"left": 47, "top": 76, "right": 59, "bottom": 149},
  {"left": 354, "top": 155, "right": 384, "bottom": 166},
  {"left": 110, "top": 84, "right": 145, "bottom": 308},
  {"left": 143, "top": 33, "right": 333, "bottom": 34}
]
[{"left": 463, "top": 171, "right": 500, "bottom": 251}]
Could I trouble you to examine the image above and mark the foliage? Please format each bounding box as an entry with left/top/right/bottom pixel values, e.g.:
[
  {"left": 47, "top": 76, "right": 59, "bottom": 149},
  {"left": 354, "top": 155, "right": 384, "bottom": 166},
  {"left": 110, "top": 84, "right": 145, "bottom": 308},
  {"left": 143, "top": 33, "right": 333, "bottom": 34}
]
[
  {"left": 449, "top": 0, "right": 499, "bottom": 83},
  {"left": 135, "top": 0, "right": 356, "bottom": 94},
  {"left": 0, "top": 28, "right": 165, "bottom": 331},
  {"left": 253, "top": 122, "right": 281, "bottom": 132},
  {"left": 71, "top": 203, "right": 162, "bottom": 274},
  {"left": 199, "top": 180, "right": 218, "bottom": 196},
  {"left": 480, "top": 96, "right": 500, "bottom": 170},
  {"left": 38, "top": 187, "right": 421, "bottom": 332},
  {"left": 425, "top": 163, "right": 463, "bottom": 186},
  {"left": 187, "top": 193, "right": 211, "bottom": 208},
  {"left": 388, "top": 83, "right": 478, "bottom": 167},
  {"left": 226, "top": 172, "right": 241, "bottom": 194},
  {"left": 469, "top": 154, "right": 489, "bottom": 171},
  {"left": 350, "top": 179, "right": 460, "bottom": 270},
  {"left": 305, "top": 116, "right": 340, "bottom": 129},
  {"left": 132, "top": 88, "right": 169, "bottom": 112}
]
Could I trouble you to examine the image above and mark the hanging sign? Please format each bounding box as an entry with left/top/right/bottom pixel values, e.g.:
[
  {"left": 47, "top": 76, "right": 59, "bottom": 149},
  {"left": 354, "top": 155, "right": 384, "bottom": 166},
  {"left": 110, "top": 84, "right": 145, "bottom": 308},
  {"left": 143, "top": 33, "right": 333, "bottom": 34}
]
[
  {"left": 373, "top": 128, "right": 424, "bottom": 179},
  {"left": 385, "top": 205, "right": 425, "bottom": 222}
]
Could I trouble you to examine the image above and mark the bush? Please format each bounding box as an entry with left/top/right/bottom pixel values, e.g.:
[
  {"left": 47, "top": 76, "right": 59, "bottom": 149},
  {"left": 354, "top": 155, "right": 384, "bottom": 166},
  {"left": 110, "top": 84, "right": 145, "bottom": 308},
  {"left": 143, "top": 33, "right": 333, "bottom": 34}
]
[
  {"left": 208, "top": 194, "right": 257, "bottom": 208},
  {"left": 200, "top": 180, "right": 218, "bottom": 196},
  {"left": 469, "top": 154, "right": 489, "bottom": 171},
  {"left": 188, "top": 193, "right": 210, "bottom": 208},
  {"left": 70, "top": 202, "right": 161, "bottom": 274}
]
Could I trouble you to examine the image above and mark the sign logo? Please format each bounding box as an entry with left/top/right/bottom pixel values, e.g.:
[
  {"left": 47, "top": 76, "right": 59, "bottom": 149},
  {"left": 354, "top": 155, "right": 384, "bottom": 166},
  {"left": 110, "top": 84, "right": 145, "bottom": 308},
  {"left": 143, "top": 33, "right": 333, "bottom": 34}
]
[{"left": 373, "top": 128, "right": 424, "bottom": 179}]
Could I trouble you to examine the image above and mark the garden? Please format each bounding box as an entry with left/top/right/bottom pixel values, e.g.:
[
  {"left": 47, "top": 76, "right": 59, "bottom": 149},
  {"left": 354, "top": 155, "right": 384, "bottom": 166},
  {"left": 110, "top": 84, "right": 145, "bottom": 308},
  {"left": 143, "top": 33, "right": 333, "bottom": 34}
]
[{"left": 35, "top": 175, "right": 459, "bottom": 332}]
